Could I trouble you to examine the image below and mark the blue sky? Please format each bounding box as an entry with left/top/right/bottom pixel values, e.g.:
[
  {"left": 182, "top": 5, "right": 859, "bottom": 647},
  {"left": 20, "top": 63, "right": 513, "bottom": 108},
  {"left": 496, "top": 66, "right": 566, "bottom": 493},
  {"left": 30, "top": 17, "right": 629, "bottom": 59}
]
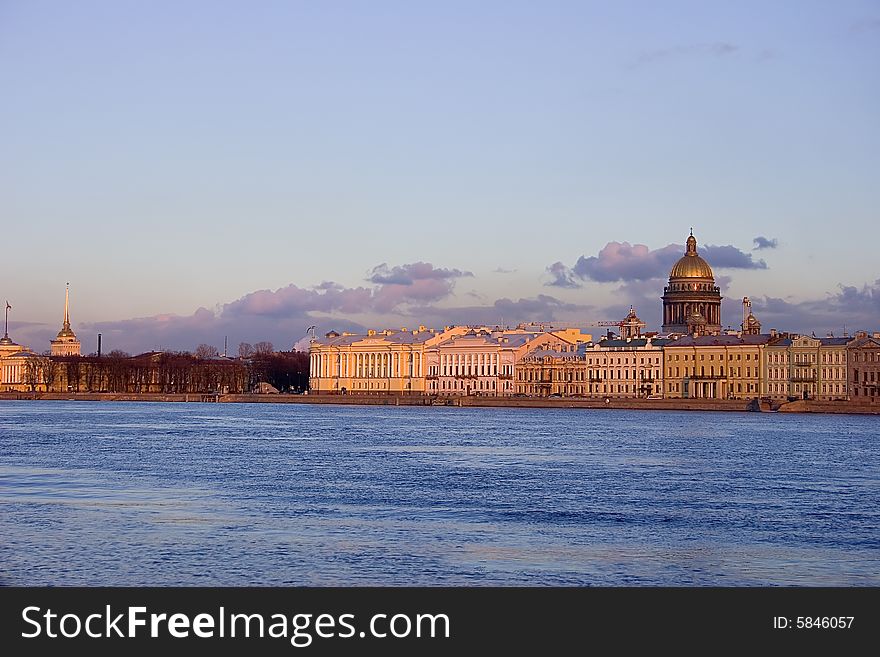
[{"left": 1, "top": 1, "right": 878, "bottom": 353}]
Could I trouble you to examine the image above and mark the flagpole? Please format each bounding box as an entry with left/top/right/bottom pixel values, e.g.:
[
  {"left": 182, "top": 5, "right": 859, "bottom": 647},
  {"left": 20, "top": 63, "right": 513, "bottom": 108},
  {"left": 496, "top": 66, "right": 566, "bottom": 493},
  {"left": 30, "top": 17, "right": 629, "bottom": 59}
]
[{"left": 4, "top": 301, "right": 9, "bottom": 339}]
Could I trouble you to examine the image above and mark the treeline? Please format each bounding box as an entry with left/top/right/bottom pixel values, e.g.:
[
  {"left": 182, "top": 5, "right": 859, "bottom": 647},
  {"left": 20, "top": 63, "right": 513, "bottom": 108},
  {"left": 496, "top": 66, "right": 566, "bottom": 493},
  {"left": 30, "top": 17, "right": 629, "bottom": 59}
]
[{"left": 33, "top": 347, "right": 310, "bottom": 394}]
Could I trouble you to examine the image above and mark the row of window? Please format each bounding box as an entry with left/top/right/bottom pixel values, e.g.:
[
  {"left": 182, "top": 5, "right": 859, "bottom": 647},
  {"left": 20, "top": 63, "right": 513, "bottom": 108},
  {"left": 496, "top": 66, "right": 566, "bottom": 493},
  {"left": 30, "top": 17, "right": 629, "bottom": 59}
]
[{"left": 669, "top": 352, "right": 755, "bottom": 361}]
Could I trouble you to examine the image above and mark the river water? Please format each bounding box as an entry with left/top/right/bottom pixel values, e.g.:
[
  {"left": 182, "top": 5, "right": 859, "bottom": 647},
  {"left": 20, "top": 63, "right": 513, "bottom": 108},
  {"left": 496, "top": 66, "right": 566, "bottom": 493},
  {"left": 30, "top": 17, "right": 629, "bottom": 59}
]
[{"left": 1, "top": 401, "right": 877, "bottom": 585}]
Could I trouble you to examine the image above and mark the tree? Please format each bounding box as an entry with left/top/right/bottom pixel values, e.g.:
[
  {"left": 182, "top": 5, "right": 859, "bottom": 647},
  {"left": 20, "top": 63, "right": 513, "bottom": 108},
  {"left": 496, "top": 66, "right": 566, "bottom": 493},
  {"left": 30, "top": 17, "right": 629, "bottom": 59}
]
[
  {"left": 39, "top": 356, "right": 59, "bottom": 392},
  {"left": 254, "top": 341, "right": 274, "bottom": 355},
  {"left": 23, "top": 357, "right": 41, "bottom": 392},
  {"left": 195, "top": 344, "right": 219, "bottom": 359},
  {"left": 238, "top": 342, "right": 254, "bottom": 359},
  {"left": 247, "top": 350, "right": 310, "bottom": 393}
]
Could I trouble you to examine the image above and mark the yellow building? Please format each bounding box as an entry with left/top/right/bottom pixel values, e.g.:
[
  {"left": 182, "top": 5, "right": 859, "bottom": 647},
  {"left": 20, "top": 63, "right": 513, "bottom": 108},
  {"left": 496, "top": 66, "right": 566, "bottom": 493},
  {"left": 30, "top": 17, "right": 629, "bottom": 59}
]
[
  {"left": 517, "top": 336, "right": 666, "bottom": 398},
  {"left": 0, "top": 308, "right": 42, "bottom": 392},
  {"left": 664, "top": 334, "right": 770, "bottom": 400},
  {"left": 763, "top": 335, "right": 849, "bottom": 401},
  {"left": 309, "top": 326, "right": 467, "bottom": 395},
  {"left": 427, "top": 328, "right": 591, "bottom": 397}
]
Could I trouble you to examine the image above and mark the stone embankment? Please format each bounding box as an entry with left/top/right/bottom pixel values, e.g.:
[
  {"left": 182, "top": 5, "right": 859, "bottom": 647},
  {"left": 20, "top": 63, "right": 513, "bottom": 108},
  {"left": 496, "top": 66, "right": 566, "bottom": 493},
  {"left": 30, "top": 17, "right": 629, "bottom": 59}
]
[{"left": 2, "top": 391, "right": 878, "bottom": 414}]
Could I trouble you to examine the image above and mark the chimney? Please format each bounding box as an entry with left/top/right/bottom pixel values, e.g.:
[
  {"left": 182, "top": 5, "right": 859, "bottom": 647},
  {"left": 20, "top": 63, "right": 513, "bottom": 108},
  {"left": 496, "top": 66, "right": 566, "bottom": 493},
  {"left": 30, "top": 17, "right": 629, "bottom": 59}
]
[{"left": 97, "top": 333, "right": 102, "bottom": 357}]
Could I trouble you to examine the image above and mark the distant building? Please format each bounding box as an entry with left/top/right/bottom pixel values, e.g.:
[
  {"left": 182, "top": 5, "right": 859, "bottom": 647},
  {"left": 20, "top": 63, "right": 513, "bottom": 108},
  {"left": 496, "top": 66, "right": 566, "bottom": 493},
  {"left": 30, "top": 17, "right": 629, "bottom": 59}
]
[
  {"left": 763, "top": 335, "right": 849, "bottom": 401},
  {"left": 0, "top": 304, "right": 41, "bottom": 392},
  {"left": 661, "top": 231, "right": 722, "bottom": 336},
  {"left": 847, "top": 332, "right": 880, "bottom": 402},
  {"left": 428, "top": 328, "right": 591, "bottom": 397},
  {"left": 308, "top": 326, "right": 468, "bottom": 395},
  {"left": 49, "top": 283, "right": 81, "bottom": 357},
  {"left": 0, "top": 336, "right": 40, "bottom": 392},
  {"left": 517, "top": 335, "right": 667, "bottom": 398},
  {"left": 664, "top": 334, "right": 771, "bottom": 400}
]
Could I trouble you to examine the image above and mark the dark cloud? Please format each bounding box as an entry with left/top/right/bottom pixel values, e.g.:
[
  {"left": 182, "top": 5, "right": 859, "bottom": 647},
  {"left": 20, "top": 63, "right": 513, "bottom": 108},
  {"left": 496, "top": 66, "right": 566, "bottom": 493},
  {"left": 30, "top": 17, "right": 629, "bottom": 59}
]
[
  {"left": 549, "top": 240, "right": 766, "bottom": 286},
  {"left": 69, "top": 261, "right": 473, "bottom": 353},
  {"left": 223, "top": 284, "right": 374, "bottom": 318},
  {"left": 753, "top": 236, "right": 778, "bottom": 250},
  {"left": 545, "top": 262, "right": 581, "bottom": 288},
  {"left": 750, "top": 279, "right": 880, "bottom": 334},
  {"left": 367, "top": 262, "right": 472, "bottom": 285},
  {"left": 633, "top": 42, "right": 739, "bottom": 67},
  {"left": 407, "top": 295, "right": 594, "bottom": 330},
  {"left": 700, "top": 245, "right": 767, "bottom": 269},
  {"left": 83, "top": 310, "right": 367, "bottom": 355}
]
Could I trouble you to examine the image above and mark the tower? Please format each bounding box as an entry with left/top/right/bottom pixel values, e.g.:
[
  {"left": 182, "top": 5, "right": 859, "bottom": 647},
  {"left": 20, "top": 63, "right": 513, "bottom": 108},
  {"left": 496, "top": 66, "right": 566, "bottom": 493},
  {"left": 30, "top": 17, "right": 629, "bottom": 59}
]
[
  {"left": 741, "top": 297, "right": 762, "bottom": 335},
  {"left": 661, "top": 231, "right": 722, "bottom": 335},
  {"left": 50, "top": 283, "right": 81, "bottom": 356}
]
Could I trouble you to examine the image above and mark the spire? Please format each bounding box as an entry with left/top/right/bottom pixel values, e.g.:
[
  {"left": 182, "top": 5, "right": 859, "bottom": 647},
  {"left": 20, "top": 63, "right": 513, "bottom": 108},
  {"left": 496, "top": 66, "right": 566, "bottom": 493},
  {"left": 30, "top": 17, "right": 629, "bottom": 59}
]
[
  {"left": 63, "top": 282, "right": 71, "bottom": 332},
  {"left": 1, "top": 300, "right": 11, "bottom": 344},
  {"left": 55, "top": 283, "right": 76, "bottom": 339}
]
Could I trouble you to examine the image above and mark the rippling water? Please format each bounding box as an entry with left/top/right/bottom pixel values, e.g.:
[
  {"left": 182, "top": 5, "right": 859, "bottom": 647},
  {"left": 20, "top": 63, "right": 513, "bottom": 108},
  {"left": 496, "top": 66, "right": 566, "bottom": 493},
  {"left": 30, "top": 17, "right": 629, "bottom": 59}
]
[{"left": 1, "top": 401, "right": 877, "bottom": 585}]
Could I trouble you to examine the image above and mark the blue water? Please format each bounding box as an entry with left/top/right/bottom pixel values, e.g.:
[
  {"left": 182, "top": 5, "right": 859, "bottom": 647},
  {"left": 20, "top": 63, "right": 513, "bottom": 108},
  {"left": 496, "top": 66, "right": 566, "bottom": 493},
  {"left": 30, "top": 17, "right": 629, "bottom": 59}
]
[{"left": 0, "top": 401, "right": 877, "bottom": 585}]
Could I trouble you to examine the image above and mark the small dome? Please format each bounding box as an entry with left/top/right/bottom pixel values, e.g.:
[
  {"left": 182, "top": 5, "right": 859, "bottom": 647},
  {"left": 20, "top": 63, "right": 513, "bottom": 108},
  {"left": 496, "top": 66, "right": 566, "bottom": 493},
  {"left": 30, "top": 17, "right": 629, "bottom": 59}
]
[
  {"left": 669, "top": 232, "right": 714, "bottom": 280},
  {"left": 687, "top": 310, "right": 706, "bottom": 324}
]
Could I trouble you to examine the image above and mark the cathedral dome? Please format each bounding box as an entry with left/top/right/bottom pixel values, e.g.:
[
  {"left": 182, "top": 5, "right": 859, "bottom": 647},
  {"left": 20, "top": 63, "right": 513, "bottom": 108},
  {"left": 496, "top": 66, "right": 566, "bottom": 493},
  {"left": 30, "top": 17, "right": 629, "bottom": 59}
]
[{"left": 669, "top": 233, "right": 714, "bottom": 280}]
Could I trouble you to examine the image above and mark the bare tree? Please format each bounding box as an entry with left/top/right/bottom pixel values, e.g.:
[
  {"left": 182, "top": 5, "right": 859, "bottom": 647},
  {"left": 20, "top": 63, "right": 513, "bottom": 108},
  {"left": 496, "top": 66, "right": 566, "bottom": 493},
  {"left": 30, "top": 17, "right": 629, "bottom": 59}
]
[
  {"left": 195, "top": 344, "right": 219, "bottom": 359},
  {"left": 238, "top": 342, "right": 254, "bottom": 359},
  {"left": 23, "top": 357, "right": 41, "bottom": 392},
  {"left": 39, "top": 356, "right": 59, "bottom": 392},
  {"left": 254, "top": 341, "right": 274, "bottom": 355}
]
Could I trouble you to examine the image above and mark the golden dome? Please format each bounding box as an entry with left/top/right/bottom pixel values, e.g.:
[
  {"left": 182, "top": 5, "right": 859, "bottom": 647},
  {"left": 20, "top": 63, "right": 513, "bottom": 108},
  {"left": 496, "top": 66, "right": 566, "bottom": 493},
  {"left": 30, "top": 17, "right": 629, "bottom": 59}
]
[{"left": 669, "top": 232, "right": 714, "bottom": 280}]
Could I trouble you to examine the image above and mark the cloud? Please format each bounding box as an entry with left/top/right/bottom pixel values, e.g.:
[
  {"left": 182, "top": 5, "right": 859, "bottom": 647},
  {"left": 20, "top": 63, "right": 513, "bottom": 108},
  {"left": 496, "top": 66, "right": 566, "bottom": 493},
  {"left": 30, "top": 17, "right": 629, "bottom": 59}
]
[
  {"left": 407, "top": 295, "right": 594, "bottom": 329},
  {"left": 68, "top": 261, "right": 474, "bottom": 353},
  {"left": 493, "top": 267, "right": 517, "bottom": 274},
  {"left": 751, "top": 279, "right": 880, "bottom": 334},
  {"left": 367, "top": 262, "right": 472, "bottom": 285},
  {"left": 700, "top": 245, "right": 767, "bottom": 269},
  {"left": 549, "top": 240, "right": 766, "bottom": 286},
  {"left": 545, "top": 262, "right": 581, "bottom": 288},
  {"left": 632, "top": 42, "right": 739, "bottom": 67},
  {"left": 223, "top": 283, "right": 374, "bottom": 318},
  {"left": 753, "top": 236, "right": 778, "bottom": 250},
  {"left": 568, "top": 242, "right": 682, "bottom": 282}
]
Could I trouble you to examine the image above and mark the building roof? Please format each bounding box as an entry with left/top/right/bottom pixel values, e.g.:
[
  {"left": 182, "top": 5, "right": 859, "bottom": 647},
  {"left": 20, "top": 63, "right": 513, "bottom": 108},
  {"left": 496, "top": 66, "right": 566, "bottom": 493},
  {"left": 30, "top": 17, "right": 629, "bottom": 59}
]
[
  {"left": 669, "top": 233, "right": 714, "bottom": 280},
  {"left": 312, "top": 329, "right": 442, "bottom": 347},
  {"left": 819, "top": 337, "right": 851, "bottom": 346},
  {"left": 666, "top": 334, "right": 773, "bottom": 347},
  {"left": 592, "top": 338, "right": 671, "bottom": 348}
]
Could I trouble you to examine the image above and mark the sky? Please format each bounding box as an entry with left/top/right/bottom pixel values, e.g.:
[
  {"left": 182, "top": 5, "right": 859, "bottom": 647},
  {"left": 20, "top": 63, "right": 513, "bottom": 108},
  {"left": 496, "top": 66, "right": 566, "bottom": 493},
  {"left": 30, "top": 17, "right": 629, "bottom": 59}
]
[{"left": 1, "top": 0, "right": 878, "bottom": 354}]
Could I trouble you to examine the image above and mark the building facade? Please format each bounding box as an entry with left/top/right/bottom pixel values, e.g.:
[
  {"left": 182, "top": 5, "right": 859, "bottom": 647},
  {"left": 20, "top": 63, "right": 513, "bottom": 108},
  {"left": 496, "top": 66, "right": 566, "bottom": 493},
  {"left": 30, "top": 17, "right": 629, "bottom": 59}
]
[
  {"left": 428, "top": 328, "right": 590, "bottom": 397},
  {"left": 847, "top": 332, "right": 880, "bottom": 401},
  {"left": 517, "top": 336, "right": 666, "bottom": 398},
  {"left": 664, "top": 334, "right": 770, "bottom": 400},
  {"left": 308, "top": 326, "right": 467, "bottom": 395},
  {"left": 763, "top": 335, "right": 849, "bottom": 401},
  {"left": 661, "top": 231, "right": 722, "bottom": 335}
]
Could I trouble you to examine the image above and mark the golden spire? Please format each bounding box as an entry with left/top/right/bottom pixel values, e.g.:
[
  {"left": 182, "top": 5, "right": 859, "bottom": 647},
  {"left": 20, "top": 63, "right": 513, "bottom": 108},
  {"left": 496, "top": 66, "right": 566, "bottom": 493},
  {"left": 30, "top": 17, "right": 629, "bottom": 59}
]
[
  {"left": 56, "top": 283, "right": 76, "bottom": 338},
  {"left": 63, "top": 282, "right": 70, "bottom": 332}
]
